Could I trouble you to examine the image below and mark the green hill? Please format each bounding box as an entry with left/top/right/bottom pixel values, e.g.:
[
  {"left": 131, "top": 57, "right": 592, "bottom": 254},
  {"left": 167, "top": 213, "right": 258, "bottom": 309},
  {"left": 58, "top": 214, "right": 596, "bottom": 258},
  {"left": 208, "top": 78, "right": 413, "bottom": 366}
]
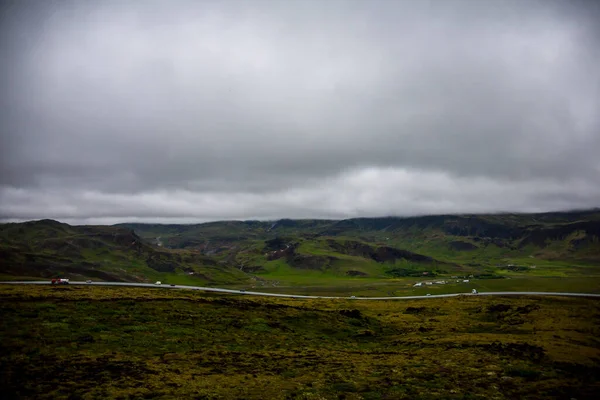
[
  {"left": 119, "top": 210, "right": 600, "bottom": 278},
  {"left": 118, "top": 210, "right": 600, "bottom": 263},
  {"left": 0, "top": 219, "right": 249, "bottom": 285},
  {"left": 2, "top": 210, "right": 599, "bottom": 288}
]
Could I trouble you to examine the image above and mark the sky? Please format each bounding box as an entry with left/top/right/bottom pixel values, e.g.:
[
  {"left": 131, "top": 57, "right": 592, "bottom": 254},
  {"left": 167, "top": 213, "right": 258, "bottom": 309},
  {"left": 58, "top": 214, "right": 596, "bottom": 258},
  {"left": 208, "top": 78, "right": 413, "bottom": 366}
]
[{"left": 1, "top": 0, "right": 599, "bottom": 224}]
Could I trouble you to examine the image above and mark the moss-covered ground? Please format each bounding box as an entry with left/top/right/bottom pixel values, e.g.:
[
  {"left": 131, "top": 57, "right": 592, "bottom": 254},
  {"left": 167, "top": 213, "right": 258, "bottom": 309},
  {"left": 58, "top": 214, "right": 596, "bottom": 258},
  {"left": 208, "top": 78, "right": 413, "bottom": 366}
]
[{"left": 1, "top": 285, "right": 599, "bottom": 399}]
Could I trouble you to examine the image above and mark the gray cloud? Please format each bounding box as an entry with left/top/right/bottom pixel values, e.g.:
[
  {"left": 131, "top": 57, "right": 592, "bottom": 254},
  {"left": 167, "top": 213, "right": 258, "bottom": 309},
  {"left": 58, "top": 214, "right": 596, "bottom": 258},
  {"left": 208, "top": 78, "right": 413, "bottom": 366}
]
[{"left": 1, "top": 0, "right": 599, "bottom": 223}]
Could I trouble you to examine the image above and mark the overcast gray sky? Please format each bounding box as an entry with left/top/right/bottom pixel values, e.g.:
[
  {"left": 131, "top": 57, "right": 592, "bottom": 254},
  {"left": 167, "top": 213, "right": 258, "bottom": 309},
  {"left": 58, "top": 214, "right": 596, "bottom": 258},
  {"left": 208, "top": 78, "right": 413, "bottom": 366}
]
[{"left": 1, "top": 0, "right": 599, "bottom": 224}]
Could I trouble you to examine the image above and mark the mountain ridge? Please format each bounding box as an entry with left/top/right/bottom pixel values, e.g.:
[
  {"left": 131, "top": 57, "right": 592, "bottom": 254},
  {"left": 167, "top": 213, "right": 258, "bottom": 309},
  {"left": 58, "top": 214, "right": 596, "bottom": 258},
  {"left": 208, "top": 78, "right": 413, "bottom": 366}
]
[{"left": 2, "top": 209, "right": 599, "bottom": 285}]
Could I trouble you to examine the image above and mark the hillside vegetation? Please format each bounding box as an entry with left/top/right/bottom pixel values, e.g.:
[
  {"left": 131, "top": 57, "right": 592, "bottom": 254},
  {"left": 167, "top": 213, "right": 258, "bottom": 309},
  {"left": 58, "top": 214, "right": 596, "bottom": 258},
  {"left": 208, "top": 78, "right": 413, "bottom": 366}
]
[
  {"left": 0, "top": 219, "right": 249, "bottom": 285},
  {"left": 1, "top": 285, "right": 599, "bottom": 399},
  {"left": 1, "top": 210, "right": 599, "bottom": 290}
]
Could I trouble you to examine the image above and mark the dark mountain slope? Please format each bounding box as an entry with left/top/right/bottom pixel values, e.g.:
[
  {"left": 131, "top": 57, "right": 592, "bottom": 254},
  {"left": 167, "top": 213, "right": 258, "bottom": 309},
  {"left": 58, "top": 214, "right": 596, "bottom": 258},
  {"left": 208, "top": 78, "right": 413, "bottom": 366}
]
[
  {"left": 0, "top": 220, "right": 250, "bottom": 284},
  {"left": 3, "top": 210, "right": 599, "bottom": 283},
  {"left": 119, "top": 210, "right": 600, "bottom": 267}
]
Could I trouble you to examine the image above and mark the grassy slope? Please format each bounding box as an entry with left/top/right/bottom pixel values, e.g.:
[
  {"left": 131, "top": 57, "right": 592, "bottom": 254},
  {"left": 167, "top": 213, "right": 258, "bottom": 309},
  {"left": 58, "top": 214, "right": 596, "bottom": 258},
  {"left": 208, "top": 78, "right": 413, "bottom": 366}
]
[
  {"left": 1, "top": 285, "right": 599, "bottom": 399},
  {"left": 230, "top": 235, "right": 462, "bottom": 288},
  {"left": 2, "top": 210, "right": 599, "bottom": 290},
  {"left": 120, "top": 211, "right": 600, "bottom": 268},
  {"left": 0, "top": 220, "right": 249, "bottom": 286}
]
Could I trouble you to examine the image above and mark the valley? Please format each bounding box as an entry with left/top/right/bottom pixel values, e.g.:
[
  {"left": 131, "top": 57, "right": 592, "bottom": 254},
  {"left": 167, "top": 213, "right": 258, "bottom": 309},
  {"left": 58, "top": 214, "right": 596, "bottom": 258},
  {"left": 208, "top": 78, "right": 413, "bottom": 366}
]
[
  {"left": 2, "top": 211, "right": 599, "bottom": 399},
  {"left": 1, "top": 210, "right": 599, "bottom": 296}
]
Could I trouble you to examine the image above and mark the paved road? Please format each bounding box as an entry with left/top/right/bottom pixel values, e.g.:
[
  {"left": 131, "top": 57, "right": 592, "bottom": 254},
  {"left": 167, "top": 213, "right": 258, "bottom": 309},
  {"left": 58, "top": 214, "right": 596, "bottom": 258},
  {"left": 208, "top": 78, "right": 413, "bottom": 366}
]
[{"left": 2, "top": 281, "right": 600, "bottom": 300}]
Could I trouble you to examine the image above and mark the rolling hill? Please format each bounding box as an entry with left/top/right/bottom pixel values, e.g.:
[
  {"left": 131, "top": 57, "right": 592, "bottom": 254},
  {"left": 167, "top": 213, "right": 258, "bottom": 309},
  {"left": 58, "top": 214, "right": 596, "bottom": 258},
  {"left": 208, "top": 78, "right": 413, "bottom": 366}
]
[
  {"left": 118, "top": 210, "right": 600, "bottom": 269},
  {"left": 1, "top": 210, "right": 599, "bottom": 286},
  {"left": 0, "top": 219, "right": 249, "bottom": 285}
]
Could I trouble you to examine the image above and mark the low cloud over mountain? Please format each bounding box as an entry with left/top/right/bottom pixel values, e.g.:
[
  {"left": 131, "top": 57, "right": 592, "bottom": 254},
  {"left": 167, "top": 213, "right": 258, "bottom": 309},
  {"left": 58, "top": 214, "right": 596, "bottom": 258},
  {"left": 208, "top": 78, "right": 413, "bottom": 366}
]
[{"left": 1, "top": 0, "right": 599, "bottom": 223}]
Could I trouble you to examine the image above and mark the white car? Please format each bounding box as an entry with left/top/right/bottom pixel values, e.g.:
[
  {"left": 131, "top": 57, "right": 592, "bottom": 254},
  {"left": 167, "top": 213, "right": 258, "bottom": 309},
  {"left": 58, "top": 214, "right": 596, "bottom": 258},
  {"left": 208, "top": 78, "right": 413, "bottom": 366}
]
[
  {"left": 350, "top": 296, "right": 356, "bottom": 299},
  {"left": 155, "top": 281, "right": 162, "bottom": 285},
  {"left": 86, "top": 280, "right": 92, "bottom": 284},
  {"left": 426, "top": 293, "right": 431, "bottom": 296},
  {"left": 472, "top": 289, "right": 478, "bottom": 294}
]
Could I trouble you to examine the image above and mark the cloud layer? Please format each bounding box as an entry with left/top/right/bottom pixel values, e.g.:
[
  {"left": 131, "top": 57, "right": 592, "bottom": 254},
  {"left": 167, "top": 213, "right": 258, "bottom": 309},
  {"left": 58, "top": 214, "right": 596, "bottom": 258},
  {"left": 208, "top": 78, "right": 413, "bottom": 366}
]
[{"left": 1, "top": 0, "right": 599, "bottom": 223}]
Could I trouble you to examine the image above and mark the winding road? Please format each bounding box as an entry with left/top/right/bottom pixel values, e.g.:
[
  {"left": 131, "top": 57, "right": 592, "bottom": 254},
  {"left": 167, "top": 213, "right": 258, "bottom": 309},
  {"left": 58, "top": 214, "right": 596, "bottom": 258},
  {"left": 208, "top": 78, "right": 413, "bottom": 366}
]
[{"left": 2, "top": 281, "right": 600, "bottom": 300}]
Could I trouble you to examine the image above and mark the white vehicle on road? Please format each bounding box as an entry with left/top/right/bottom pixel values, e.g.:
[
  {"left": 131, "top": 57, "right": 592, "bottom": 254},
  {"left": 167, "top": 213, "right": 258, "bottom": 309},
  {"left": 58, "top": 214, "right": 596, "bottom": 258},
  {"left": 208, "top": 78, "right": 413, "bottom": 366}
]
[
  {"left": 155, "top": 281, "right": 162, "bottom": 285},
  {"left": 472, "top": 289, "right": 478, "bottom": 294}
]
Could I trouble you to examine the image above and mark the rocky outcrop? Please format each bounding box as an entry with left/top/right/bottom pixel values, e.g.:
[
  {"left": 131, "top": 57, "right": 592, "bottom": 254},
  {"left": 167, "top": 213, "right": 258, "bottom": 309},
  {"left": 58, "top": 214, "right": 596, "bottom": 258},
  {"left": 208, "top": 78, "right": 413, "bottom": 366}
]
[
  {"left": 346, "top": 270, "right": 368, "bottom": 277},
  {"left": 287, "top": 254, "right": 335, "bottom": 270},
  {"left": 265, "top": 244, "right": 296, "bottom": 261},
  {"left": 263, "top": 237, "right": 290, "bottom": 252},
  {"left": 372, "top": 246, "right": 433, "bottom": 263},
  {"left": 326, "top": 239, "right": 374, "bottom": 258},
  {"left": 326, "top": 239, "right": 434, "bottom": 264},
  {"left": 240, "top": 265, "right": 266, "bottom": 273},
  {"left": 519, "top": 221, "right": 600, "bottom": 248}
]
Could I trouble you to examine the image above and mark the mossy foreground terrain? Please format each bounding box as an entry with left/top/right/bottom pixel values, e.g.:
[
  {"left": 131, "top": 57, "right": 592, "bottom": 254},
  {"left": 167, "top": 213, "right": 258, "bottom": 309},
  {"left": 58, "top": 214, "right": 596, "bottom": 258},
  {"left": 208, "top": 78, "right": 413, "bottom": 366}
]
[{"left": 1, "top": 286, "right": 599, "bottom": 399}]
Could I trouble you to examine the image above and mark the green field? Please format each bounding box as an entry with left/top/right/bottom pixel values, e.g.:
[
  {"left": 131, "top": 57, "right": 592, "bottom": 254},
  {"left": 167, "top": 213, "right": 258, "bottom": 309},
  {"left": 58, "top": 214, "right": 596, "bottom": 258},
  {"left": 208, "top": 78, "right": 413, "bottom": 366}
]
[
  {"left": 249, "top": 277, "right": 600, "bottom": 297},
  {"left": 1, "top": 285, "right": 599, "bottom": 399}
]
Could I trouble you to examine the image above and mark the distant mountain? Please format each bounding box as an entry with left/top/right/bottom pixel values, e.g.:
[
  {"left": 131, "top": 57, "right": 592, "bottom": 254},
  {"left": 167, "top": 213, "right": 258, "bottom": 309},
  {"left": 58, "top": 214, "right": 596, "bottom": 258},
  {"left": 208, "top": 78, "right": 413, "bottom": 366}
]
[
  {"left": 117, "top": 210, "right": 600, "bottom": 264},
  {"left": 0, "top": 219, "right": 249, "bottom": 284},
  {"left": 2, "top": 210, "right": 599, "bottom": 283}
]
